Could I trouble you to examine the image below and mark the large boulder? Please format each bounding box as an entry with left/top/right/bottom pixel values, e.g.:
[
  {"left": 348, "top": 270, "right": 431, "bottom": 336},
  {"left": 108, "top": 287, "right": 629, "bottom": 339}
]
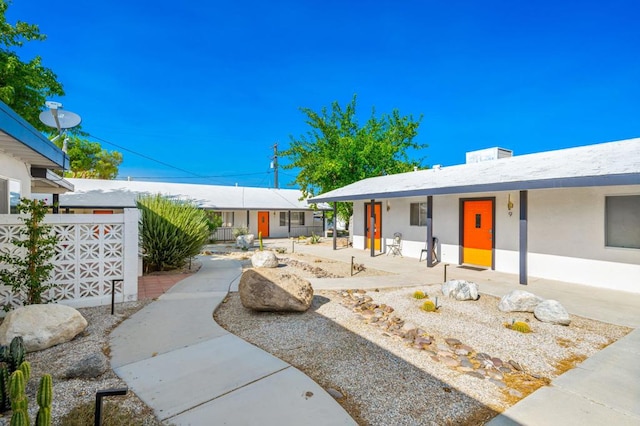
[
  {"left": 239, "top": 268, "right": 313, "bottom": 312},
  {"left": 251, "top": 250, "right": 279, "bottom": 268},
  {"left": 534, "top": 300, "right": 571, "bottom": 325},
  {"left": 0, "top": 304, "right": 88, "bottom": 352},
  {"left": 236, "top": 234, "right": 255, "bottom": 249},
  {"left": 499, "top": 290, "right": 545, "bottom": 312},
  {"left": 441, "top": 279, "right": 479, "bottom": 301}
]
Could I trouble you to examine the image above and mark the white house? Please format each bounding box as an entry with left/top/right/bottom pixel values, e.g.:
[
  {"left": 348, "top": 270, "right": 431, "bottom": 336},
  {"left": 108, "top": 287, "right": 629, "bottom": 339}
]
[
  {"left": 49, "top": 178, "right": 330, "bottom": 239},
  {"left": 0, "top": 101, "right": 73, "bottom": 210},
  {"left": 310, "top": 138, "right": 640, "bottom": 294}
]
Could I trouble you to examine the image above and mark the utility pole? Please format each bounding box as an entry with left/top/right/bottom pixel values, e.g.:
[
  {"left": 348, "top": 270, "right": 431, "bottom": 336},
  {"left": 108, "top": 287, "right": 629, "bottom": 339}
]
[{"left": 272, "top": 143, "right": 279, "bottom": 189}]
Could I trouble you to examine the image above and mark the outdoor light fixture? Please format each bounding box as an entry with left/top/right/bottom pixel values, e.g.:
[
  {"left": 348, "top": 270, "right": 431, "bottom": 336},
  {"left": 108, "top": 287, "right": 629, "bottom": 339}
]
[{"left": 507, "top": 194, "right": 514, "bottom": 216}]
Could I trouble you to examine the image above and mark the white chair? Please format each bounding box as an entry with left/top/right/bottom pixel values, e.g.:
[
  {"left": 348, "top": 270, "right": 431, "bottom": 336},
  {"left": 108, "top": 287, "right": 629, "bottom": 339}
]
[{"left": 387, "top": 233, "right": 402, "bottom": 257}]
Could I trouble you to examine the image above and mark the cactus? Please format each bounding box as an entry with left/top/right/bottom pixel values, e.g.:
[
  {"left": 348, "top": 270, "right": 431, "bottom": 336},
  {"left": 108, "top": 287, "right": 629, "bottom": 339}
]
[
  {"left": 10, "top": 409, "right": 29, "bottom": 426},
  {"left": 9, "top": 337, "right": 25, "bottom": 372},
  {"left": 9, "top": 370, "right": 29, "bottom": 424},
  {"left": 18, "top": 361, "right": 30, "bottom": 383},
  {"left": 412, "top": 290, "right": 427, "bottom": 299},
  {"left": 509, "top": 321, "right": 532, "bottom": 333},
  {"left": 0, "top": 362, "right": 9, "bottom": 412},
  {"left": 35, "top": 407, "right": 51, "bottom": 426},
  {"left": 421, "top": 300, "right": 437, "bottom": 312},
  {"left": 258, "top": 232, "right": 263, "bottom": 251},
  {"left": 37, "top": 374, "right": 53, "bottom": 410}
]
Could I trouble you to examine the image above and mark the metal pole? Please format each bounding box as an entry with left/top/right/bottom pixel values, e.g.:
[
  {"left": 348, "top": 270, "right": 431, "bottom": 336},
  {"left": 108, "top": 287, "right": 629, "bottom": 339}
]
[
  {"left": 111, "top": 279, "right": 123, "bottom": 315},
  {"left": 273, "top": 143, "right": 279, "bottom": 189},
  {"left": 444, "top": 264, "right": 448, "bottom": 282},
  {"left": 351, "top": 256, "right": 355, "bottom": 276},
  {"left": 95, "top": 388, "right": 128, "bottom": 426}
]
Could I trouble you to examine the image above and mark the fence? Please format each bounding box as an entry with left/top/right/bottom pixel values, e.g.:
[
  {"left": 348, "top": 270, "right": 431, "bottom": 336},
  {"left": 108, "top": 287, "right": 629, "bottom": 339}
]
[
  {"left": 0, "top": 209, "right": 139, "bottom": 312},
  {"left": 288, "top": 225, "right": 323, "bottom": 238},
  {"left": 211, "top": 226, "right": 234, "bottom": 242}
]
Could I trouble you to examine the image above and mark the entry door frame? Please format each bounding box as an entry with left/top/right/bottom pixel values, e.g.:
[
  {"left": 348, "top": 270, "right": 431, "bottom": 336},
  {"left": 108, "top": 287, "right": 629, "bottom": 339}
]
[
  {"left": 257, "top": 211, "right": 270, "bottom": 238},
  {"left": 458, "top": 197, "right": 496, "bottom": 269},
  {"left": 364, "top": 201, "right": 383, "bottom": 254}
]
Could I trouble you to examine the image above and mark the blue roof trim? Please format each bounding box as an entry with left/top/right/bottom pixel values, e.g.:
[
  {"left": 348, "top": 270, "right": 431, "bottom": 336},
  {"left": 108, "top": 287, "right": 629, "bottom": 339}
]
[
  {"left": 0, "top": 101, "right": 69, "bottom": 168},
  {"left": 310, "top": 173, "right": 640, "bottom": 202}
]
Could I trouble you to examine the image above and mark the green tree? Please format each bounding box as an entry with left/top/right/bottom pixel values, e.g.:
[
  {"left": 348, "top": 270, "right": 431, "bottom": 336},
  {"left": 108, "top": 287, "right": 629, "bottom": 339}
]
[
  {"left": 0, "top": 0, "right": 64, "bottom": 131},
  {"left": 55, "top": 135, "right": 123, "bottom": 179},
  {"left": 281, "top": 94, "right": 426, "bottom": 229}
]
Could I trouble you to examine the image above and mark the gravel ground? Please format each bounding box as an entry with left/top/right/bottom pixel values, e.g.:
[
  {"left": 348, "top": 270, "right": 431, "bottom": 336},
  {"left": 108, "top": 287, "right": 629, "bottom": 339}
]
[
  {"left": 215, "top": 279, "right": 631, "bottom": 425},
  {"left": 0, "top": 301, "right": 163, "bottom": 426}
]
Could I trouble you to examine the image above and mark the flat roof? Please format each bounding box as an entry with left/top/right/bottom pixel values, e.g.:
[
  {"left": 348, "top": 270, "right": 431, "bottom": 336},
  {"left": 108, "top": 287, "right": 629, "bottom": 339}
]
[
  {"left": 54, "top": 179, "right": 330, "bottom": 210},
  {"left": 310, "top": 138, "right": 640, "bottom": 202}
]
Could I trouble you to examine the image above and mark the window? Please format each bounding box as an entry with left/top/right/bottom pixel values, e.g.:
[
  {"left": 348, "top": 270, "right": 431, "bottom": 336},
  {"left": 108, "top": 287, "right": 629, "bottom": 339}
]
[
  {"left": 291, "top": 212, "right": 305, "bottom": 226},
  {"left": 279, "top": 212, "right": 286, "bottom": 226},
  {"left": 605, "top": 195, "right": 640, "bottom": 249},
  {"left": 217, "top": 211, "right": 233, "bottom": 227},
  {"left": 410, "top": 203, "right": 427, "bottom": 226},
  {"left": 9, "top": 180, "right": 20, "bottom": 214}
]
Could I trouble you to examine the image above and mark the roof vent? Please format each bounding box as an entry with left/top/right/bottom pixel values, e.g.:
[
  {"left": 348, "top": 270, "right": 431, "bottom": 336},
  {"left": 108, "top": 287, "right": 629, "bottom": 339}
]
[{"left": 465, "top": 147, "right": 513, "bottom": 164}]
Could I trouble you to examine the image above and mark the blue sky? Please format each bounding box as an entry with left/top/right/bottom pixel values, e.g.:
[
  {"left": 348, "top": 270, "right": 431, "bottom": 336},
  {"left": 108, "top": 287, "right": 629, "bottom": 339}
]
[{"left": 8, "top": 0, "right": 640, "bottom": 189}]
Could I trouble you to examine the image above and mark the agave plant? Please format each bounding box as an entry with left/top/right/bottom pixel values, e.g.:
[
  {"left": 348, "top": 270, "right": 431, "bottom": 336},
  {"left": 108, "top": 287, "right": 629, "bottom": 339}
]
[{"left": 137, "top": 194, "right": 210, "bottom": 272}]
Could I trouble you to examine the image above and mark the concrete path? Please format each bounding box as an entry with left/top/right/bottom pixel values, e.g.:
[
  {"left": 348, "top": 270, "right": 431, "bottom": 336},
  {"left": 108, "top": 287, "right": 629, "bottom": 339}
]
[
  {"left": 110, "top": 256, "right": 356, "bottom": 425},
  {"left": 266, "top": 239, "right": 640, "bottom": 425}
]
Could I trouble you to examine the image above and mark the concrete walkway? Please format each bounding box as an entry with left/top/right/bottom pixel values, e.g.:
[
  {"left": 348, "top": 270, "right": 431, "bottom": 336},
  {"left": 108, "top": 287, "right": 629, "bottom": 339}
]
[
  {"left": 110, "top": 256, "right": 356, "bottom": 425},
  {"left": 267, "top": 239, "right": 640, "bottom": 426}
]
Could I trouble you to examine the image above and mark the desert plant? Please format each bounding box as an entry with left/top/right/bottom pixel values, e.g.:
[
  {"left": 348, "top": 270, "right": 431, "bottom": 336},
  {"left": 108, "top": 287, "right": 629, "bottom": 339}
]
[
  {"left": 0, "top": 337, "right": 26, "bottom": 413},
  {"left": 258, "top": 232, "right": 263, "bottom": 251},
  {"left": 309, "top": 233, "right": 321, "bottom": 244},
  {"left": 508, "top": 320, "right": 532, "bottom": 333},
  {"left": 9, "top": 370, "right": 29, "bottom": 425},
  {"left": 421, "top": 300, "right": 436, "bottom": 312},
  {"left": 412, "top": 290, "right": 427, "bottom": 299},
  {"left": 137, "top": 194, "right": 210, "bottom": 272},
  {"left": 36, "top": 374, "right": 52, "bottom": 426},
  {"left": 0, "top": 198, "right": 59, "bottom": 306},
  {"left": 232, "top": 226, "right": 249, "bottom": 238}
]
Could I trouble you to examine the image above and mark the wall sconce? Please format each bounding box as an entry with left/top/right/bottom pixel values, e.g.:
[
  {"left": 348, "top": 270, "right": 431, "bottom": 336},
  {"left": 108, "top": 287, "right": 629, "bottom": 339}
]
[
  {"left": 507, "top": 194, "right": 514, "bottom": 216},
  {"left": 386, "top": 201, "right": 391, "bottom": 211}
]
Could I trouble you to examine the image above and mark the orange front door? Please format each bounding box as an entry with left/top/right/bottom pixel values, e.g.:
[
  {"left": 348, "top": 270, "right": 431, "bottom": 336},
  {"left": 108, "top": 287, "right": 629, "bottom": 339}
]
[
  {"left": 365, "top": 203, "right": 382, "bottom": 251},
  {"left": 462, "top": 200, "right": 493, "bottom": 267},
  {"left": 258, "top": 211, "right": 269, "bottom": 238}
]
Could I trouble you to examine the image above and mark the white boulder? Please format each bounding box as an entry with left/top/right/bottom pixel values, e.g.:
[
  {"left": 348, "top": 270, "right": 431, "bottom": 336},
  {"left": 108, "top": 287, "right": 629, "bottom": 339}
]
[
  {"left": 236, "top": 234, "right": 255, "bottom": 249},
  {"left": 441, "top": 279, "right": 479, "bottom": 301},
  {"left": 534, "top": 300, "right": 571, "bottom": 325},
  {"left": 499, "top": 290, "right": 545, "bottom": 312},
  {"left": 251, "top": 250, "right": 279, "bottom": 268},
  {"left": 0, "top": 304, "right": 88, "bottom": 352}
]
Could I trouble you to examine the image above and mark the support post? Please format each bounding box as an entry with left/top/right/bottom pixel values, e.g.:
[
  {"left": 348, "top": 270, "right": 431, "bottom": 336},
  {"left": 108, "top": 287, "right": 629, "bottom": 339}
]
[
  {"left": 426, "top": 195, "right": 433, "bottom": 267},
  {"left": 52, "top": 193, "right": 59, "bottom": 214},
  {"left": 332, "top": 203, "right": 337, "bottom": 250},
  {"left": 246, "top": 210, "right": 250, "bottom": 227},
  {"left": 519, "top": 190, "right": 528, "bottom": 285},
  {"left": 370, "top": 199, "right": 375, "bottom": 257},
  {"left": 288, "top": 210, "right": 291, "bottom": 237}
]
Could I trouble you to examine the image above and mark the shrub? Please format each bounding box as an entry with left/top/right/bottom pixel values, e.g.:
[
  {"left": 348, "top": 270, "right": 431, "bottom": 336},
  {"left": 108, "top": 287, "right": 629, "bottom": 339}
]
[
  {"left": 137, "top": 194, "right": 210, "bottom": 272},
  {"left": 232, "top": 226, "right": 249, "bottom": 238},
  {"left": 309, "top": 234, "right": 321, "bottom": 244},
  {"left": 421, "top": 300, "right": 436, "bottom": 312},
  {"left": 0, "top": 199, "right": 58, "bottom": 306},
  {"left": 508, "top": 321, "right": 532, "bottom": 333}
]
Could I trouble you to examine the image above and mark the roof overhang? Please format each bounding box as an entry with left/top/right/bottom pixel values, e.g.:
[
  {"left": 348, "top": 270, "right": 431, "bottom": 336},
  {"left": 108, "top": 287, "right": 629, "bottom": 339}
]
[
  {"left": 30, "top": 168, "right": 74, "bottom": 194},
  {"left": 0, "top": 102, "right": 70, "bottom": 169}
]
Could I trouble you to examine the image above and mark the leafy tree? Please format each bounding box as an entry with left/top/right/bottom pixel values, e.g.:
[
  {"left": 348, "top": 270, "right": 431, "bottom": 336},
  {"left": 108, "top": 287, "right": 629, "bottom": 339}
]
[
  {"left": 137, "top": 194, "right": 210, "bottom": 272},
  {"left": 0, "top": 198, "right": 58, "bottom": 306},
  {"left": 0, "top": 0, "right": 64, "bottom": 131},
  {"left": 281, "top": 94, "right": 426, "bottom": 229},
  {"left": 54, "top": 135, "right": 123, "bottom": 179}
]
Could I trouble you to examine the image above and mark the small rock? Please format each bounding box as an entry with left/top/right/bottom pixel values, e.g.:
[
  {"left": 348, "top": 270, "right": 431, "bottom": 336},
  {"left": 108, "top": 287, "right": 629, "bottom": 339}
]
[
  {"left": 457, "top": 366, "right": 474, "bottom": 373},
  {"left": 455, "top": 348, "right": 470, "bottom": 356},
  {"left": 476, "top": 352, "right": 491, "bottom": 361},
  {"left": 508, "top": 360, "right": 523, "bottom": 371},
  {"left": 326, "top": 388, "right": 343, "bottom": 399},
  {"left": 466, "top": 371, "right": 485, "bottom": 380},
  {"left": 499, "top": 366, "right": 512, "bottom": 374},
  {"left": 459, "top": 358, "right": 474, "bottom": 369},
  {"left": 441, "top": 357, "right": 460, "bottom": 367},
  {"left": 489, "top": 379, "right": 507, "bottom": 388},
  {"left": 491, "top": 357, "right": 503, "bottom": 367},
  {"left": 445, "top": 338, "right": 462, "bottom": 346},
  {"left": 509, "top": 389, "right": 524, "bottom": 398}
]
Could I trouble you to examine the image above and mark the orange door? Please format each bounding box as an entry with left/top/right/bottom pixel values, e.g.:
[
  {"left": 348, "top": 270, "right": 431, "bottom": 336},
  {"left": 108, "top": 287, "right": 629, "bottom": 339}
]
[
  {"left": 462, "top": 200, "right": 493, "bottom": 267},
  {"left": 365, "top": 203, "right": 382, "bottom": 250},
  {"left": 258, "top": 211, "right": 269, "bottom": 238}
]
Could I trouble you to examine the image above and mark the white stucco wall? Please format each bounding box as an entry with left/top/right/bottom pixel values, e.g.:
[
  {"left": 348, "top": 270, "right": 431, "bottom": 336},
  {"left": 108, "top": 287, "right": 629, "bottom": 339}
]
[
  {"left": 351, "top": 185, "right": 640, "bottom": 293},
  {"left": 0, "top": 155, "right": 31, "bottom": 199}
]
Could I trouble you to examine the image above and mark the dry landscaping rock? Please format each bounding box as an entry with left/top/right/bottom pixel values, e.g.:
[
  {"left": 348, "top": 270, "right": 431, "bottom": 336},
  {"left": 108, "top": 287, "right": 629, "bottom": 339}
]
[
  {"left": 534, "top": 299, "right": 571, "bottom": 325},
  {"left": 251, "top": 250, "right": 279, "bottom": 268},
  {"left": 499, "top": 290, "right": 544, "bottom": 312},
  {"left": 239, "top": 268, "right": 314, "bottom": 312},
  {"left": 442, "top": 279, "right": 479, "bottom": 301}
]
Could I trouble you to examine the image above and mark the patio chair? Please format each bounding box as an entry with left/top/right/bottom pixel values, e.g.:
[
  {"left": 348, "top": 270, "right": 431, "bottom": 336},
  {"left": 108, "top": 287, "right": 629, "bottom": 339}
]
[
  {"left": 419, "top": 237, "right": 438, "bottom": 262},
  {"left": 387, "top": 232, "right": 402, "bottom": 257}
]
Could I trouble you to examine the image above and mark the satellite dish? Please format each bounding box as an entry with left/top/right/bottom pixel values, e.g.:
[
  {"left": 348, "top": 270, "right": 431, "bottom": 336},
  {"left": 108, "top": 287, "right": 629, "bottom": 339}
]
[{"left": 39, "top": 109, "right": 82, "bottom": 131}]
